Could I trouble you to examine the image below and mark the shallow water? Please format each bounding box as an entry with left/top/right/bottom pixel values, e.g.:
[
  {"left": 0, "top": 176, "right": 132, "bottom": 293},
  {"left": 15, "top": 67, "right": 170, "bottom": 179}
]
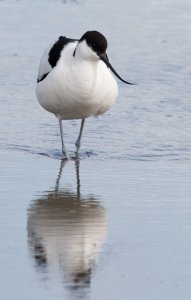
[{"left": 1, "top": 0, "right": 191, "bottom": 299}]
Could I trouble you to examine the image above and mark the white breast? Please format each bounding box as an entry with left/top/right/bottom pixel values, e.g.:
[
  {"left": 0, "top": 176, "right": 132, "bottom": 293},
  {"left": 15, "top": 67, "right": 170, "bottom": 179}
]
[{"left": 36, "top": 43, "right": 118, "bottom": 120}]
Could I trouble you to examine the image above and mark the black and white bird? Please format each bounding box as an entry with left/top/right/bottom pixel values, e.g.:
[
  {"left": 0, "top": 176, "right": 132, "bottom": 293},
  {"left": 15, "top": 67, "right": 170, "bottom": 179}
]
[{"left": 36, "top": 30, "right": 133, "bottom": 159}]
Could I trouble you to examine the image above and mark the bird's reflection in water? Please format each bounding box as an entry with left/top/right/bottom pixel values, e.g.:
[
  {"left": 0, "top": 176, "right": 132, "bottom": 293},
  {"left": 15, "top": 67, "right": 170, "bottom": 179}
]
[{"left": 27, "top": 160, "right": 107, "bottom": 299}]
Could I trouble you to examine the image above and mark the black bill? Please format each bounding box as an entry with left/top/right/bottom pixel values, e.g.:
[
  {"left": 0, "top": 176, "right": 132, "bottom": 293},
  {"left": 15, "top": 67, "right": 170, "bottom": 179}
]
[{"left": 100, "top": 53, "right": 135, "bottom": 85}]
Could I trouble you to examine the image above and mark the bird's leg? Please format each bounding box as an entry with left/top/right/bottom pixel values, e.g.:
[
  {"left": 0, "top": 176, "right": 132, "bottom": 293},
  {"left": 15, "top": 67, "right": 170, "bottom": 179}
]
[
  {"left": 75, "top": 119, "right": 85, "bottom": 158},
  {"left": 58, "top": 116, "right": 69, "bottom": 159}
]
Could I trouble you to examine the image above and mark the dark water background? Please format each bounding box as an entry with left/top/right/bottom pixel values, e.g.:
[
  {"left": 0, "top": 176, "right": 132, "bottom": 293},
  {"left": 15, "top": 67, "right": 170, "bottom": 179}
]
[{"left": 1, "top": 0, "right": 191, "bottom": 299}]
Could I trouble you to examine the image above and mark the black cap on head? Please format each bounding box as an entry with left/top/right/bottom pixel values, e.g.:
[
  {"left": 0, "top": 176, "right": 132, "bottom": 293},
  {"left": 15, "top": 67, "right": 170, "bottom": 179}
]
[
  {"left": 80, "top": 31, "right": 107, "bottom": 56},
  {"left": 80, "top": 30, "right": 135, "bottom": 85}
]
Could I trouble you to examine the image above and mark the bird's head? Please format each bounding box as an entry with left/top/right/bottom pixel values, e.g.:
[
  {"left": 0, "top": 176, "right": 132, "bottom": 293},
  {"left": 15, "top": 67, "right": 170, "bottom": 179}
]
[{"left": 75, "top": 30, "right": 134, "bottom": 85}]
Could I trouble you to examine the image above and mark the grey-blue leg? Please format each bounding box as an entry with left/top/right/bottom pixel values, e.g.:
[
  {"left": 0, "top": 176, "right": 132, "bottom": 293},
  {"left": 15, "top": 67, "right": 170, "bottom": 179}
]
[
  {"left": 58, "top": 116, "right": 69, "bottom": 159},
  {"left": 75, "top": 119, "right": 85, "bottom": 157}
]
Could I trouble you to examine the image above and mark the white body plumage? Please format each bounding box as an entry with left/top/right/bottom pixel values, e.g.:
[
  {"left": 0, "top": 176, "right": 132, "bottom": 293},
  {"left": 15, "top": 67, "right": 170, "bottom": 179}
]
[
  {"left": 36, "top": 40, "right": 118, "bottom": 120},
  {"left": 35, "top": 31, "right": 132, "bottom": 158}
]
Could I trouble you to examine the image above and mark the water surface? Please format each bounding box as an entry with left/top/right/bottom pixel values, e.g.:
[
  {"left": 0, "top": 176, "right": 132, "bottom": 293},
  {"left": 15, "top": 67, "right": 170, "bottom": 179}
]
[{"left": 1, "top": 0, "right": 191, "bottom": 299}]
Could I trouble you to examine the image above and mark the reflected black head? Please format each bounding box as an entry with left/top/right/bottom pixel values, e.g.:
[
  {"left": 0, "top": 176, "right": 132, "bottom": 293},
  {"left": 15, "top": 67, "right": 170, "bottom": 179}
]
[{"left": 80, "top": 31, "right": 108, "bottom": 56}]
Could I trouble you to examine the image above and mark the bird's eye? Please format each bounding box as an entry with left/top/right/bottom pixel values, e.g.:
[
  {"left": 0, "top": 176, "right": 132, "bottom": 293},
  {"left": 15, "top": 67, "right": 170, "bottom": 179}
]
[{"left": 92, "top": 43, "right": 96, "bottom": 49}]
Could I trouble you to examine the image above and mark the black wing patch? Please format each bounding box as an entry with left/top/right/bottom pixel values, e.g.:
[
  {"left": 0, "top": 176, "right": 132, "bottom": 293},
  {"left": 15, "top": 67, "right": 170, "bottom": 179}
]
[
  {"left": 37, "top": 72, "right": 49, "bottom": 83},
  {"left": 48, "top": 36, "right": 78, "bottom": 68},
  {"left": 37, "top": 36, "right": 78, "bottom": 83}
]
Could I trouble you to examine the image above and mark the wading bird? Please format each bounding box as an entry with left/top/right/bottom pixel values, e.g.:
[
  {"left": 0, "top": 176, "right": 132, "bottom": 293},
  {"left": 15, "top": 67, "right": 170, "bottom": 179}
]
[{"left": 36, "top": 30, "right": 133, "bottom": 159}]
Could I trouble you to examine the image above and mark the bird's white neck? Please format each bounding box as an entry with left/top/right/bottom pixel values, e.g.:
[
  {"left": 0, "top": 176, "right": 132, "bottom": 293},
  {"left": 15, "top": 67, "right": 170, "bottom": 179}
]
[{"left": 74, "top": 40, "right": 99, "bottom": 62}]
